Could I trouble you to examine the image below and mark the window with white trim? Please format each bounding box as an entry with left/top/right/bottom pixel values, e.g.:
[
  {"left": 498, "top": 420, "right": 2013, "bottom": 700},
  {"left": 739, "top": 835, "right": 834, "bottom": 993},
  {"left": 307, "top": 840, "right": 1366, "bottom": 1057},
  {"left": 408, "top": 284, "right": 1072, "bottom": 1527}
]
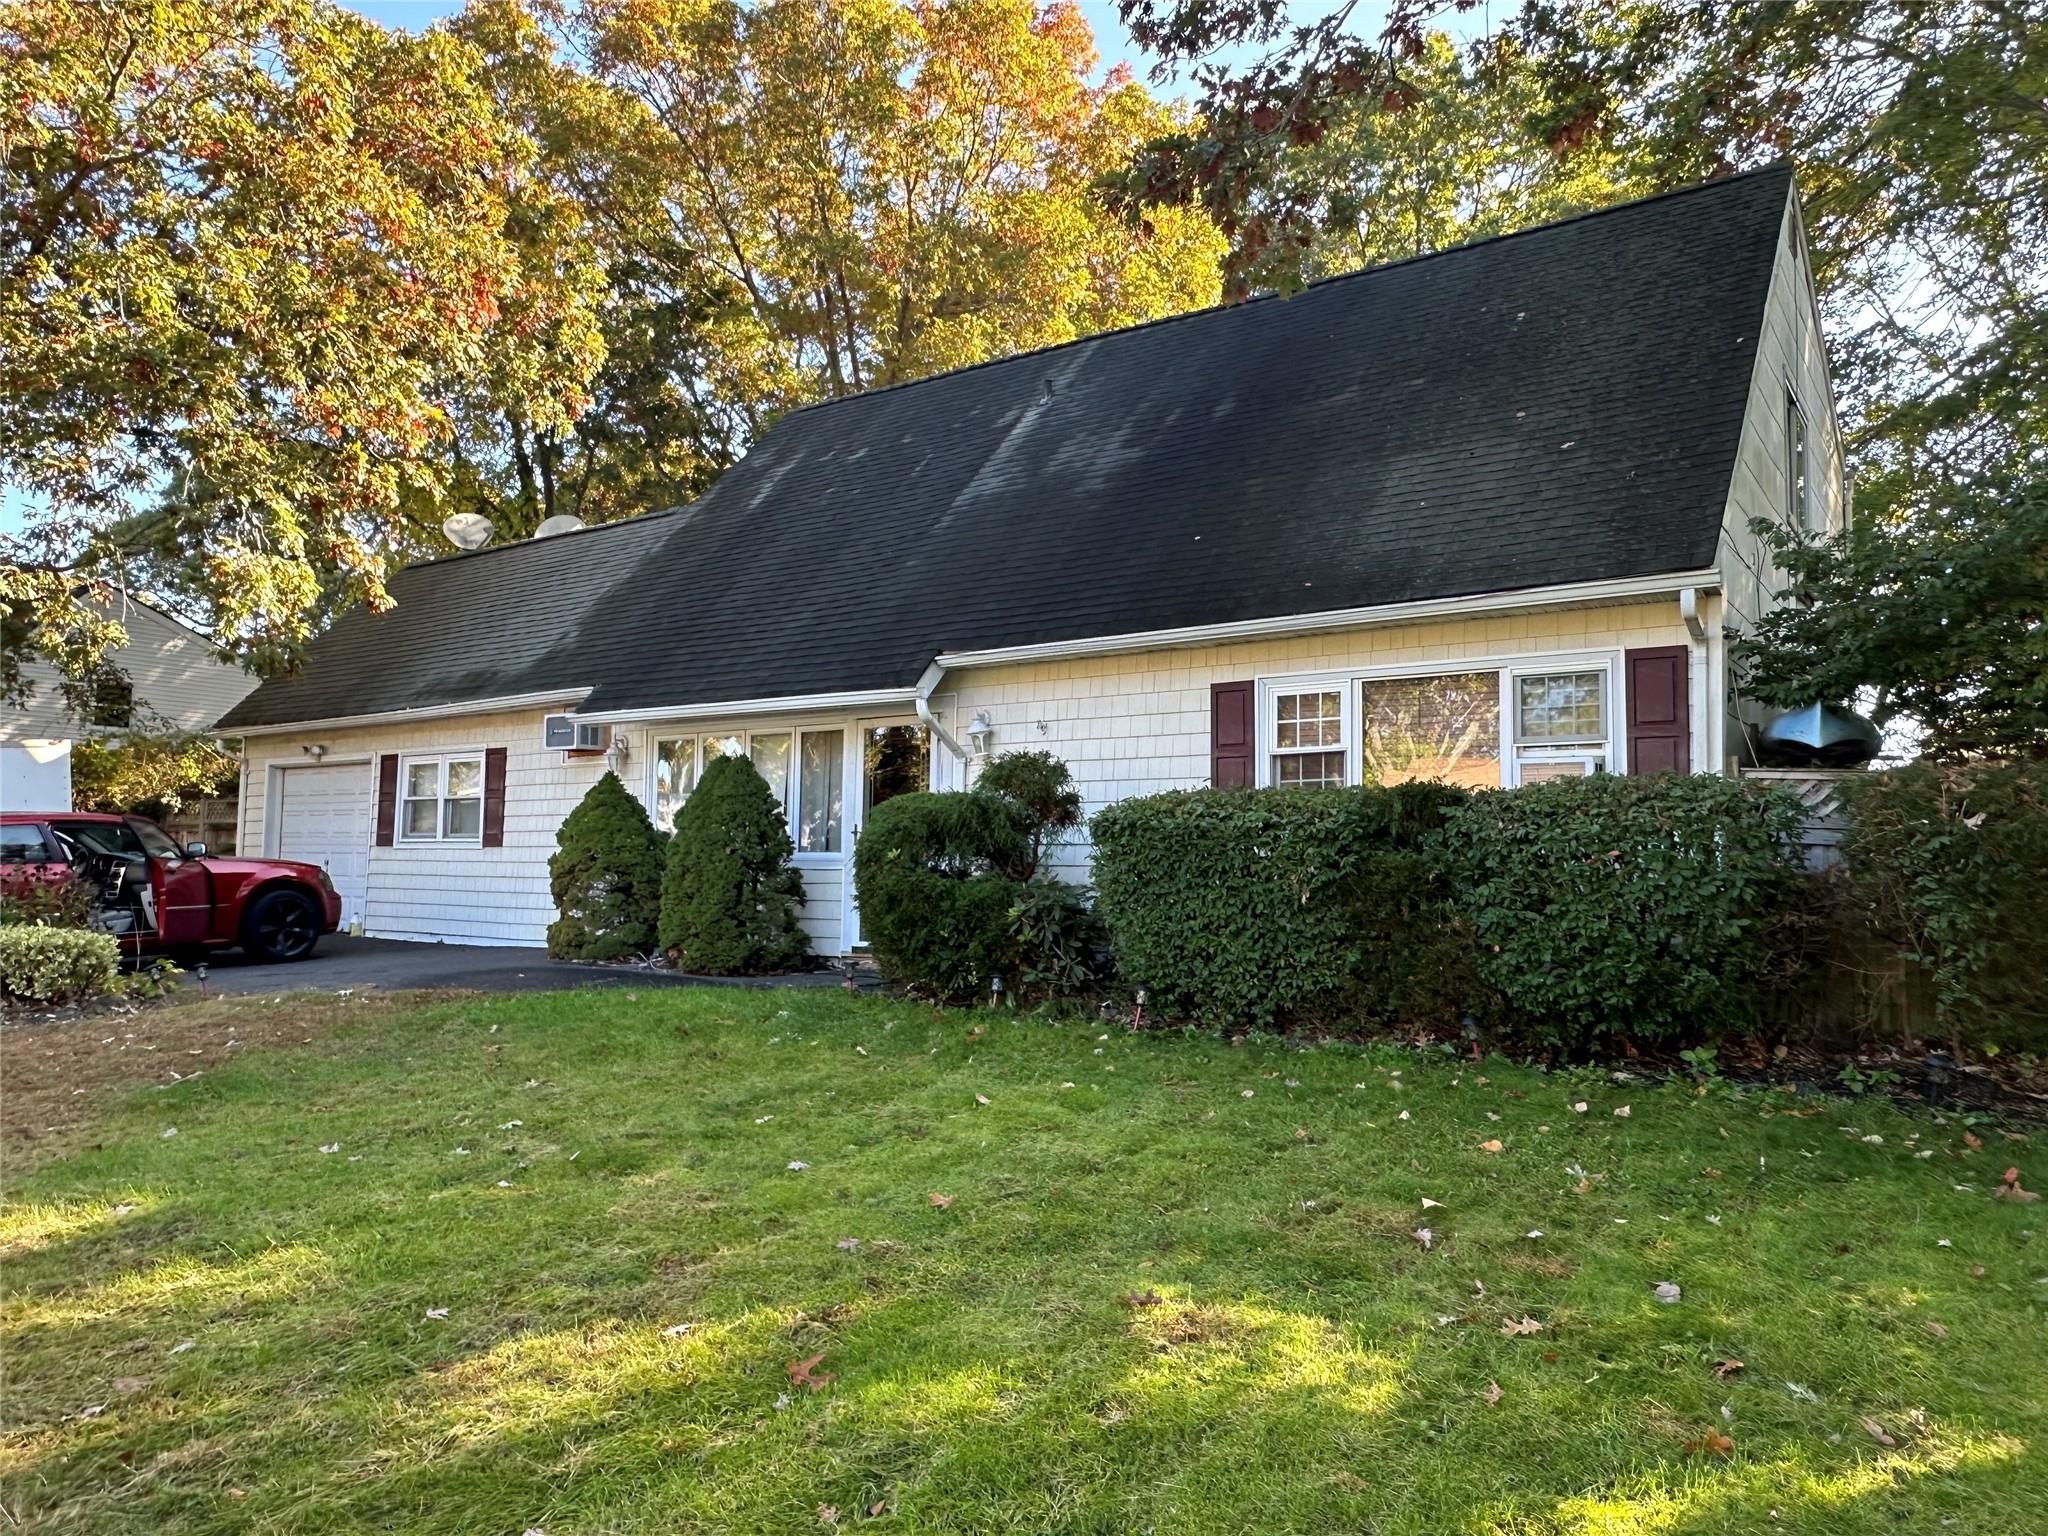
[
  {"left": 1269, "top": 688, "right": 1347, "bottom": 787},
  {"left": 399, "top": 753, "right": 483, "bottom": 842},
  {"left": 652, "top": 726, "right": 844, "bottom": 854},
  {"left": 1361, "top": 671, "right": 1500, "bottom": 789},
  {"left": 1510, "top": 669, "right": 1609, "bottom": 782},
  {"left": 1786, "top": 393, "right": 1816, "bottom": 533}
]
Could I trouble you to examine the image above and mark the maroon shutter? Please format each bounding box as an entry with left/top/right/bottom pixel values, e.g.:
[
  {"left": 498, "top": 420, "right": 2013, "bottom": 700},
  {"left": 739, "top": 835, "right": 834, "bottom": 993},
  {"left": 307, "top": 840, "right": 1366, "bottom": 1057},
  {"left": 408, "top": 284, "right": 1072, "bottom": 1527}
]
[
  {"left": 1211, "top": 680, "right": 1254, "bottom": 787},
  {"left": 1625, "top": 646, "right": 1691, "bottom": 775},
  {"left": 373, "top": 754, "right": 398, "bottom": 846},
  {"left": 481, "top": 747, "right": 508, "bottom": 847}
]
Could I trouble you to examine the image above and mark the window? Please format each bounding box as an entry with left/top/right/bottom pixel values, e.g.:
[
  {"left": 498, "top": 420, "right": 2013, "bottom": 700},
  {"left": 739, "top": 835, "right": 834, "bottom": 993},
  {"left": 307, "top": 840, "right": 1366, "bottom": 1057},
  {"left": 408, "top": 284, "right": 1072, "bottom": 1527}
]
[
  {"left": 653, "top": 726, "right": 846, "bottom": 857},
  {"left": 1786, "top": 394, "right": 1815, "bottom": 532},
  {"left": 797, "top": 730, "right": 844, "bottom": 852},
  {"left": 399, "top": 753, "right": 483, "bottom": 842},
  {"left": 1361, "top": 672, "right": 1501, "bottom": 789},
  {"left": 1270, "top": 688, "right": 1346, "bottom": 787},
  {"left": 1, "top": 826, "right": 51, "bottom": 863},
  {"left": 1511, "top": 669, "right": 1608, "bottom": 781}
]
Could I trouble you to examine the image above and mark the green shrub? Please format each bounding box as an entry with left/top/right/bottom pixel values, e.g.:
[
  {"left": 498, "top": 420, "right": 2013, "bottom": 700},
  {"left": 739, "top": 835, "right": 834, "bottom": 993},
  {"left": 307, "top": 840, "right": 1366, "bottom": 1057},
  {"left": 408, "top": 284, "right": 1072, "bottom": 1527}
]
[
  {"left": 1433, "top": 775, "right": 1806, "bottom": 1052},
  {"left": 1836, "top": 761, "right": 2048, "bottom": 1056},
  {"left": 1, "top": 925, "right": 120, "bottom": 1005},
  {"left": 853, "top": 791, "right": 1027, "bottom": 999},
  {"left": 547, "top": 772, "right": 665, "bottom": 961},
  {"left": 1091, "top": 781, "right": 1473, "bottom": 1028},
  {"left": 974, "top": 750, "right": 1083, "bottom": 878},
  {"left": 1009, "top": 877, "right": 1109, "bottom": 996},
  {"left": 659, "top": 754, "right": 810, "bottom": 974}
]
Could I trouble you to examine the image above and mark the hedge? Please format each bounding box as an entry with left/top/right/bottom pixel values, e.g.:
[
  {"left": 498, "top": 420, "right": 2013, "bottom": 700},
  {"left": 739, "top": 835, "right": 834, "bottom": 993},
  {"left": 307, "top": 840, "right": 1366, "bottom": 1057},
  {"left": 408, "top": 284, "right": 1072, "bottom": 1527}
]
[
  {"left": 1, "top": 926, "right": 120, "bottom": 1006},
  {"left": 1835, "top": 760, "right": 2048, "bottom": 1055},
  {"left": 1091, "top": 781, "right": 1471, "bottom": 1029},
  {"left": 1433, "top": 774, "right": 1806, "bottom": 1051}
]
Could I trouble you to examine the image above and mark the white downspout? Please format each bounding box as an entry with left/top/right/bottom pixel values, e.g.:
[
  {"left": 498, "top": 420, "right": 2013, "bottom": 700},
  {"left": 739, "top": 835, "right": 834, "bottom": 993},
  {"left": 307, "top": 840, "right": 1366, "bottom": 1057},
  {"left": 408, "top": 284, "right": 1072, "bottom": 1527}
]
[{"left": 915, "top": 658, "right": 967, "bottom": 763}]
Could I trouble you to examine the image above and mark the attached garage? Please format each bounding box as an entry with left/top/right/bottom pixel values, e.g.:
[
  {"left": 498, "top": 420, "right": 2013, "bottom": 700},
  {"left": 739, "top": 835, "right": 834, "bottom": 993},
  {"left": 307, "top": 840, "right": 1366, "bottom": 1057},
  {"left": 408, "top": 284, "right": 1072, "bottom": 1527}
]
[{"left": 272, "top": 762, "right": 372, "bottom": 928}]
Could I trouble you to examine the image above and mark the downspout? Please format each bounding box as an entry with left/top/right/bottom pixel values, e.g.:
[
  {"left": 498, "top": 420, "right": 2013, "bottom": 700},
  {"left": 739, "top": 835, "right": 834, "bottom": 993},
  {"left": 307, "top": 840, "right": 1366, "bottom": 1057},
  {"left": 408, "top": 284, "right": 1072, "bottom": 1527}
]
[{"left": 915, "top": 659, "right": 967, "bottom": 763}]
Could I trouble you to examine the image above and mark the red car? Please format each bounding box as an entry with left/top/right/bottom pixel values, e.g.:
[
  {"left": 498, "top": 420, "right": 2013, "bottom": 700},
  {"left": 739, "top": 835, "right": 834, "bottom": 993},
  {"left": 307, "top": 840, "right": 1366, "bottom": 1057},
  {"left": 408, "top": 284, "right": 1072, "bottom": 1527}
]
[{"left": 0, "top": 811, "right": 342, "bottom": 963}]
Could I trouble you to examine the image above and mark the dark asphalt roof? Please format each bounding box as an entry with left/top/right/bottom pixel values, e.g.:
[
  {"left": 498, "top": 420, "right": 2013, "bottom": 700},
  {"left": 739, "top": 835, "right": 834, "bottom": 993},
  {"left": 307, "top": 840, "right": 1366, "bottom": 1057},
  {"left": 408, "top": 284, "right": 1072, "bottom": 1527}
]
[{"left": 222, "top": 165, "right": 1792, "bottom": 730}]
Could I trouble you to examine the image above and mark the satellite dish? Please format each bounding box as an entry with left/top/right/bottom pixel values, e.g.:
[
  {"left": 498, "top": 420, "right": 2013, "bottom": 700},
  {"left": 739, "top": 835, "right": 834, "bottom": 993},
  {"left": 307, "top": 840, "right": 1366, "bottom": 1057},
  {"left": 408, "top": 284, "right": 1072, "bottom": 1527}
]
[
  {"left": 533, "top": 514, "right": 586, "bottom": 539},
  {"left": 441, "top": 512, "right": 495, "bottom": 551}
]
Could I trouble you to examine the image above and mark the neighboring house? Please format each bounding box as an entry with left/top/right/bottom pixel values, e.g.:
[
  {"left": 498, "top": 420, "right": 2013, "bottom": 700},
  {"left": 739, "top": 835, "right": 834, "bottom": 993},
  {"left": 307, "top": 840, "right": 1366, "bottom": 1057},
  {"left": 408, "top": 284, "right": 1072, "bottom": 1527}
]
[
  {"left": 1, "top": 598, "right": 257, "bottom": 826},
  {"left": 219, "top": 165, "right": 1844, "bottom": 950}
]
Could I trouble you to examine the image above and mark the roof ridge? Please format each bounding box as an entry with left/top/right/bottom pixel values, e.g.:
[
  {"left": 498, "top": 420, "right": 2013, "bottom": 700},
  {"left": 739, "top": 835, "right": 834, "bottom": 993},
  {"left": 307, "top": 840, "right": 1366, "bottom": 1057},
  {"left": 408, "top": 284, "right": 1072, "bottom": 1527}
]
[
  {"left": 779, "top": 162, "right": 1796, "bottom": 420},
  {"left": 398, "top": 504, "right": 681, "bottom": 575}
]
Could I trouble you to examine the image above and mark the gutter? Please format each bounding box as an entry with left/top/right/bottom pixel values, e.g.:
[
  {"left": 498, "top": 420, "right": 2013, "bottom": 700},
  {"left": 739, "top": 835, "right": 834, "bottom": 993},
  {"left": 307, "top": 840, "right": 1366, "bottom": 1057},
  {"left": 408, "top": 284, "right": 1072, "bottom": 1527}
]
[
  {"left": 934, "top": 569, "right": 1724, "bottom": 671},
  {"left": 225, "top": 687, "right": 593, "bottom": 738},
  {"left": 582, "top": 686, "right": 918, "bottom": 725},
  {"left": 915, "top": 660, "right": 967, "bottom": 762}
]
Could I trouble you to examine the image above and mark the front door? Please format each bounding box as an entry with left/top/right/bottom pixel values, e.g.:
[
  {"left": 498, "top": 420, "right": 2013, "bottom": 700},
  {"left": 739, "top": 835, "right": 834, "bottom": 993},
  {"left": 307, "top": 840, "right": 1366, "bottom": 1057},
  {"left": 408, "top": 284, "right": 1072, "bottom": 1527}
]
[{"left": 844, "top": 719, "right": 931, "bottom": 949}]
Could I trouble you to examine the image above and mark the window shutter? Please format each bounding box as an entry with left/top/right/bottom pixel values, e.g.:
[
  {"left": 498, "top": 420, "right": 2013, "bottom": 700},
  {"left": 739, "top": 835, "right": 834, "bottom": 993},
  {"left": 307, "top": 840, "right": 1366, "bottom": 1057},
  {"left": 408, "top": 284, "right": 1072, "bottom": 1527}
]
[
  {"left": 1211, "top": 680, "right": 1254, "bottom": 787},
  {"left": 481, "top": 747, "right": 509, "bottom": 847},
  {"left": 373, "top": 754, "right": 398, "bottom": 846},
  {"left": 1625, "top": 646, "right": 1691, "bottom": 774}
]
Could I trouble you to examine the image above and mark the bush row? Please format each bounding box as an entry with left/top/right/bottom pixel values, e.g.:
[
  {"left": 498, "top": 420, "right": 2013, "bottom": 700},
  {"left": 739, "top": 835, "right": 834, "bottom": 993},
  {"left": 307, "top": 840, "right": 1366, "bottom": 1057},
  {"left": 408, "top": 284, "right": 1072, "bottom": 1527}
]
[{"left": 547, "top": 758, "right": 808, "bottom": 974}]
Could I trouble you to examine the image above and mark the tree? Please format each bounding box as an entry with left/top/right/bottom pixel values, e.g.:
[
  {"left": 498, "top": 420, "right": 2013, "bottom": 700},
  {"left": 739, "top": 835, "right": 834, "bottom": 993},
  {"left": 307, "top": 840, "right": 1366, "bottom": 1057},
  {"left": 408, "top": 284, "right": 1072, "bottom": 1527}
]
[
  {"left": 972, "top": 749, "right": 1082, "bottom": 878},
  {"left": 1737, "top": 468, "right": 2048, "bottom": 762},
  {"left": 547, "top": 772, "right": 666, "bottom": 960},
  {"left": 68, "top": 718, "right": 239, "bottom": 815},
  {"left": 1, "top": 0, "right": 607, "bottom": 697},
  {"left": 1107, "top": 0, "right": 2047, "bottom": 481},
  {"left": 659, "top": 753, "right": 809, "bottom": 974}
]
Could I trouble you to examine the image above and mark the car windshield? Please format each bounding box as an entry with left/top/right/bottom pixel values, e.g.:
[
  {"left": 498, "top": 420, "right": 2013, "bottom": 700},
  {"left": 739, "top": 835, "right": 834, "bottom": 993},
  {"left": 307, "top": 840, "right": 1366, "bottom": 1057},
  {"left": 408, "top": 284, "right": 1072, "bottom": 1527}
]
[{"left": 126, "top": 819, "right": 183, "bottom": 859}]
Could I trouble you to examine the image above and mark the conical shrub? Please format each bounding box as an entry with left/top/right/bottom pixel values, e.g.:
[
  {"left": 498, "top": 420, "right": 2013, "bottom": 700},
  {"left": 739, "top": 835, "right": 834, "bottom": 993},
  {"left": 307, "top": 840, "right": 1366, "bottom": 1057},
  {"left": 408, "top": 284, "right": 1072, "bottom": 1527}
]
[
  {"left": 546, "top": 771, "right": 664, "bottom": 961},
  {"left": 659, "top": 753, "right": 810, "bottom": 974}
]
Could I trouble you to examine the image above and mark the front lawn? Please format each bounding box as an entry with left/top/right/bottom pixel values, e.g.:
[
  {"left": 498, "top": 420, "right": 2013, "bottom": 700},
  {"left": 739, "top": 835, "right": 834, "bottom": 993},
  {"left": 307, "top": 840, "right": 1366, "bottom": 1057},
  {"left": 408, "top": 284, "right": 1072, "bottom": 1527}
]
[{"left": 3, "top": 989, "right": 2043, "bottom": 1534}]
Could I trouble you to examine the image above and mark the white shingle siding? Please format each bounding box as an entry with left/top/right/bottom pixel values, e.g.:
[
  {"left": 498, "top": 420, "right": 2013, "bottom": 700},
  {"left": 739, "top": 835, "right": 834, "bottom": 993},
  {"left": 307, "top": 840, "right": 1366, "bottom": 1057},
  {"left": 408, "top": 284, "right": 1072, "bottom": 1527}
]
[
  {"left": 948, "top": 600, "right": 1697, "bottom": 884},
  {"left": 3, "top": 600, "right": 256, "bottom": 743},
  {"left": 242, "top": 709, "right": 612, "bottom": 948}
]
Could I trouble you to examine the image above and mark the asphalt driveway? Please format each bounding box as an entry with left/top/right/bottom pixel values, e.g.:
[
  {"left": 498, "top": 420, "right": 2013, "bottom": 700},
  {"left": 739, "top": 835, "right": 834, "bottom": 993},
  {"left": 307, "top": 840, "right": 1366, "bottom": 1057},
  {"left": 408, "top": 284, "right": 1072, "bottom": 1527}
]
[{"left": 185, "top": 935, "right": 853, "bottom": 997}]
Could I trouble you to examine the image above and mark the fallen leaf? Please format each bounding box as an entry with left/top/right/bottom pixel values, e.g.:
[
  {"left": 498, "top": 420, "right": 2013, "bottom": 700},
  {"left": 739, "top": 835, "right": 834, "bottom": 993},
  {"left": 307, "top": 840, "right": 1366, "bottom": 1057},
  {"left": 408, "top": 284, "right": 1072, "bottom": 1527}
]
[
  {"left": 1923, "top": 1320, "right": 1949, "bottom": 1340},
  {"left": 111, "top": 1376, "right": 146, "bottom": 1394},
  {"left": 1524, "top": 1229, "right": 1544, "bottom": 1239},
  {"left": 836, "top": 1237, "right": 860, "bottom": 1252},
  {"left": 1480, "top": 1139, "right": 1504, "bottom": 1154},
  {"left": 868, "top": 1500, "right": 888, "bottom": 1517},
  {"left": 1481, "top": 1380, "right": 1503, "bottom": 1405},
  {"left": 1420, "top": 1197, "right": 1444, "bottom": 1210},
  {"left": 662, "top": 1322, "right": 694, "bottom": 1338},
  {"left": 974, "top": 1093, "right": 990, "bottom": 1106},
  {"left": 1123, "top": 1289, "right": 1164, "bottom": 1308},
  {"left": 1613, "top": 1105, "right": 1631, "bottom": 1118},
  {"left": 318, "top": 1143, "right": 340, "bottom": 1155},
  {"left": 786, "top": 1160, "right": 810, "bottom": 1172},
  {"left": 1654, "top": 1282, "right": 1682, "bottom": 1304},
  {"left": 424, "top": 1307, "right": 449, "bottom": 1320},
  {"left": 817, "top": 1504, "right": 839, "bottom": 1525},
  {"left": 1413, "top": 1227, "right": 1434, "bottom": 1250},
  {"left": 928, "top": 1192, "right": 954, "bottom": 1208},
  {"left": 168, "top": 1339, "right": 194, "bottom": 1355},
  {"left": 788, "top": 1352, "right": 836, "bottom": 1392},
  {"left": 1994, "top": 1167, "right": 2039, "bottom": 1203},
  {"left": 1572, "top": 1101, "right": 1588, "bottom": 1113},
  {"left": 773, "top": 1392, "right": 792, "bottom": 1410},
  {"left": 1859, "top": 1416, "right": 1898, "bottom": 1448},
  {"left": 1712, "top": 1358, "right": 1745, "bottom": 1378},
  {"left": 1784, "top": 1380, "right": 1820, "bottom": 1404},
  {"left": 1500, "top": 1315, "right": 1544, "bottom": 1337},
  {"left": 1686, "top": 1429, "right": 1734, "bottom": 1457},
  {"left": 1964, "top": 1130, "right": 1985, "bottom": 1151}
]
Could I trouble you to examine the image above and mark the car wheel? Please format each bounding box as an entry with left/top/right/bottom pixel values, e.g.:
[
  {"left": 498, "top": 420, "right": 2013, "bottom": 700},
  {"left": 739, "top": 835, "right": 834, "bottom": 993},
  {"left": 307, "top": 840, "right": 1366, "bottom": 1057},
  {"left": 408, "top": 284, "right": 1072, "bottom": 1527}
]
[{"left": 244, "top": 889, "right": 321, "bottom": 962}]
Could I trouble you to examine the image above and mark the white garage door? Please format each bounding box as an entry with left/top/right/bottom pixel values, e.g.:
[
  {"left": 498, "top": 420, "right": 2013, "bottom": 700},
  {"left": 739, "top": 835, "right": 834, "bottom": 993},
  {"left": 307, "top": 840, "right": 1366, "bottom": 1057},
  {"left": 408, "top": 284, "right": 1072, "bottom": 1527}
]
[{"left": 275, "top": 763, "right": 372, "bottom": 926}]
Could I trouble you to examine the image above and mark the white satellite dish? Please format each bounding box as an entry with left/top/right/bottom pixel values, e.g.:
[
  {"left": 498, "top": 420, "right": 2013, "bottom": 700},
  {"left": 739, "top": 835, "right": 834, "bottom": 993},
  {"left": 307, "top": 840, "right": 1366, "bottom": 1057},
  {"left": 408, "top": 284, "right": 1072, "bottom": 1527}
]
[
  {"left": 533, "top": 514, "right": 586, "bottom": 539},
  {"left": 442, "top": 512, "right": 495, "bottom": 551}
]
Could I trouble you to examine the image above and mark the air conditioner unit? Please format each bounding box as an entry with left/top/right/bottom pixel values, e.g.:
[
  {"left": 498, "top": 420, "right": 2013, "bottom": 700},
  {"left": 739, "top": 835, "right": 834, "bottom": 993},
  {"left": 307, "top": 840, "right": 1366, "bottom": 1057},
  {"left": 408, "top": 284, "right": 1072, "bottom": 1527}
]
[{"left": 543, "top": 714, "right": 610, "bottom": 753}]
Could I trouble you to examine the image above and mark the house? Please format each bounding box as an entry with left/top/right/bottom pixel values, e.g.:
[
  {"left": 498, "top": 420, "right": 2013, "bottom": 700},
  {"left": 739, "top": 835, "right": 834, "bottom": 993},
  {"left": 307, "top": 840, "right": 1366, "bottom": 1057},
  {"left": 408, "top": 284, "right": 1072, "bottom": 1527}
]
[
  {"left": 2, "top": 597, "right": 257, "bottom": 835},
  {"left": 218, "top": 165, "right": 1843, "bottom": 950}
]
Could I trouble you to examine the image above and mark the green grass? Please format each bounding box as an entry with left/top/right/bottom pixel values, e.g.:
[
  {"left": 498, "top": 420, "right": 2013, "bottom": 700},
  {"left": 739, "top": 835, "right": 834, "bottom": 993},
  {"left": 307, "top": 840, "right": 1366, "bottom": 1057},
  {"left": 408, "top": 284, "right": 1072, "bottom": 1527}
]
[{"left": 4, "top": 988, "right": 2044, "bottom": 1535}]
